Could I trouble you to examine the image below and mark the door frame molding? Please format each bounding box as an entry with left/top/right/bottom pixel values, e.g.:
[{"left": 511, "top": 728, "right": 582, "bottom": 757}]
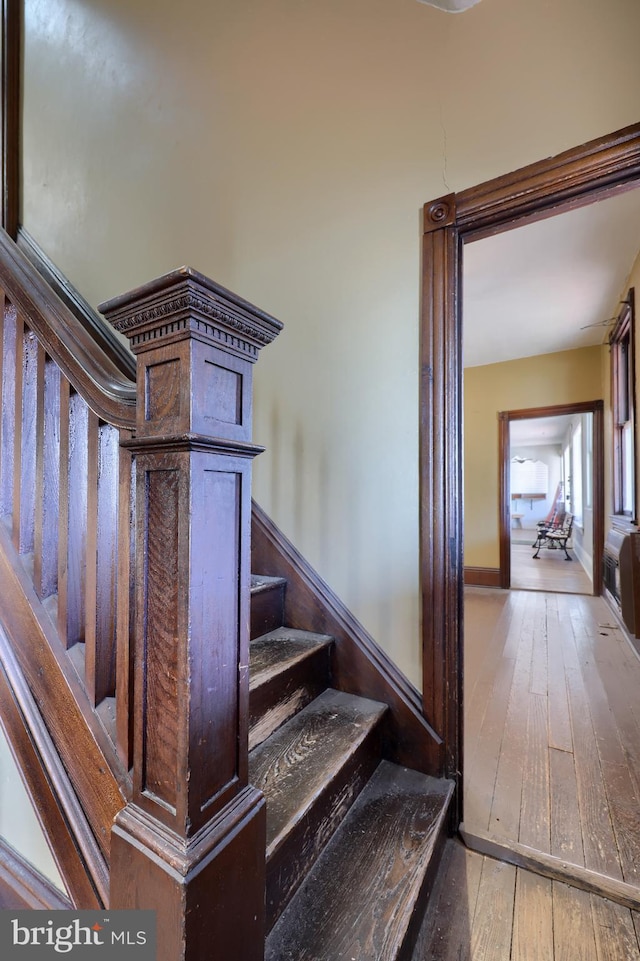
[
  {"left": 420, "top": 123, "right": 640, "bottom": 816},
  {"left": 1, "top": 0, "right": 20, "bottom": 238},
  {"left": 498, "top": 400, "right": 604, "bottom": 592}
]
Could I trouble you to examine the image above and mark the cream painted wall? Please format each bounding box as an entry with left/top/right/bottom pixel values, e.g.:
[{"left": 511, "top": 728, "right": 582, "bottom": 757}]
[
  {"left": 0, "top": 725, "right": 65, "bottom": 891},
  {"left": 464, "top": 347, "right": 603, "bottom": 569},
  {"left": 21, "top": 0, "right": 640, "bottom": 686}
]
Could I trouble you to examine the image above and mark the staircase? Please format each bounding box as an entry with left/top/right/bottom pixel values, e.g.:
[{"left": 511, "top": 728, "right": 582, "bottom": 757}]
[
  {"left": 249, "top": 576, "right": 454, "bottom": 960},
  {"left": 0, "top": 231, "right": 455, "bottom": 960}
]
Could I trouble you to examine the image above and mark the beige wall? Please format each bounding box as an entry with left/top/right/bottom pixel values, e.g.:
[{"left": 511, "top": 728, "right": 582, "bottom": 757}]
[
  {"left": 21, "top": 0, "right": 640, "bottom": 687},
  {"left": 464, "top": 347, "right": 603, "bottom": 569}
]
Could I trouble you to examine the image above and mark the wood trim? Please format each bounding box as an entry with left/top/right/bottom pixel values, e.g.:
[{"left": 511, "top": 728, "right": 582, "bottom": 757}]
[
  {"left": 0, "top": 837, "right": 71, "bottom": 910},
  {"left": 0, "top": 634, "right": 107, "bottom": 907},
  {"left": 456, "top": 123, "right": 640, "bottom": 239},
  {"left": 463, "top": 567, "right": 502, "bottom": 588},
  {"left": 1, "top": 0, "right": 19, "bottom": 239},
  {"left": 460, "top": 826, "right": 640, "bottom": 912},
  {"left": 420, "top": 127, "right": 640, "bottom": 824},
  {"left": 497, "top": 400, "right": 604, "bottom": 594},
  {"left": 251, "top": 500, "right": 443, "bottom": 776},
  {"left": 498, "top": 413, "right": 511, "bottom": 589},
  {"left": 419, "top": 216, "right": 462, "bottom": 799},
  {"left": 0, "top": 229, "right": 136, "bottom": 428},
  {"left": 17, "top": 228, "right": 136, "bottom": 380}
]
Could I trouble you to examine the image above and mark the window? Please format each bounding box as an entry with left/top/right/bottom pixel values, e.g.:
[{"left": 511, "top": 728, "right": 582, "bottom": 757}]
[
  {"left": 572, "top": 422, "right": 583, "bottom": 524},
  {"left": 610, "top": 289, "right": 636, "bottom": 519}
]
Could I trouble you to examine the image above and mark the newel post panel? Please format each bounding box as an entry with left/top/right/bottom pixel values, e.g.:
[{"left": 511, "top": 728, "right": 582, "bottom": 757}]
[{"left": 100, "top": 269, "right": 282, "bottom": 961}]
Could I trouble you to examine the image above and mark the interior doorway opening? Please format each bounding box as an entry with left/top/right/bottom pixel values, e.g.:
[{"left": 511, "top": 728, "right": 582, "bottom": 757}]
[{"left": 508, "top": 410, "right": 595, "bottom": 595}]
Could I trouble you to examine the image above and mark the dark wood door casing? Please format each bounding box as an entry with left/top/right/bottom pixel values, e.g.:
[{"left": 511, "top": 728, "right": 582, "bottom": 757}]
[
  {"left": 498, "top": 401, "right": 605, "bottom": 593},
  {"left": 420, "top": 123, "right": 640, "bottom": 815}
]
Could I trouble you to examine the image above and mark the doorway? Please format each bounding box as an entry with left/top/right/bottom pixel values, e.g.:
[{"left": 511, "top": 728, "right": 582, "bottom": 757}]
[
  {"left": 418, "top": 123, "right": 640, "bottom": 809},
  {"left": 498, "top": 401, "right": 604, "bottom": 595}
]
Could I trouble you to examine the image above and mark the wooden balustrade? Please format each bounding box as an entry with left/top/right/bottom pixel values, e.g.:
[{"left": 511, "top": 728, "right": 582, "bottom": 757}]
[
  {"left": 0, "top": 229, "right": 282, "bottom": 948},
  {"left": 0, "top": 281, "right": 136, "bottom": 765}
]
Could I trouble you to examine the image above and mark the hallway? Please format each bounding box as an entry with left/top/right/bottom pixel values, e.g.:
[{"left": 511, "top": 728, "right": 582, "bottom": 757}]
[{"left": 463, "top": 588, "right": 640, "bottom": 886}]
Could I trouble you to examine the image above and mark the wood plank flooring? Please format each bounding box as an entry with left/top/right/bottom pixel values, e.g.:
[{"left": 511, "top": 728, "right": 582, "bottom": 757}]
[
  {"left": 464, "top": 588, "right": 640, "bottom": 889},
  {"left": 511, "top": 543, "right": 593, "bottom": 594},
  {"left": 414, "top": 840, "right": 640, "bottom": 961}
]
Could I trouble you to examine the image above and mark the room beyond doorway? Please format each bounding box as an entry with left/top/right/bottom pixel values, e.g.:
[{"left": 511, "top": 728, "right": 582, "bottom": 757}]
[
  {"left": 498, "top": 400, "right": 604, "bottom": 594},
  {"left": 509, "top": 411, "right": 594, "bottom": 595}
]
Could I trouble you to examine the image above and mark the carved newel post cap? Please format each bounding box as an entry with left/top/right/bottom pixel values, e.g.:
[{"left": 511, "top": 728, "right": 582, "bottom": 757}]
[{"left": 99, "top": 266, "right": 283, "bottom": 362}]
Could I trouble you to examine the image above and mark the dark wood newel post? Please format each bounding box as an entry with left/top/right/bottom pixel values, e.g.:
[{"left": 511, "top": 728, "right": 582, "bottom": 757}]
[{"left": 100, "top": 269, "right": 282, "bottom": 961}]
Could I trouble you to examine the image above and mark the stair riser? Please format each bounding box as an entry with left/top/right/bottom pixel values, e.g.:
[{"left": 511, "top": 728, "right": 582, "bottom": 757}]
[
  {"left": 265, "top": 727, "right": 381, "bottom": 932},
  {"left": 249, "top": 646, "right": 331, "bottom": 750},
  {"left": 251, "top": 583, "right": 285, "bottom": 640}
]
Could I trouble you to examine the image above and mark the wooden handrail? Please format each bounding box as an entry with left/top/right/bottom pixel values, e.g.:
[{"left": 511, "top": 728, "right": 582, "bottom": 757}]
[{"left": 0, "top": 229, "right": 135, "bottom": 428}]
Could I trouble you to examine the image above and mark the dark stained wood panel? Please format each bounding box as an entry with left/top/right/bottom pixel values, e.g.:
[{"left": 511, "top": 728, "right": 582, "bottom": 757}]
[{"left": 142, "top": 465, "right": 180, "bottom": 812}]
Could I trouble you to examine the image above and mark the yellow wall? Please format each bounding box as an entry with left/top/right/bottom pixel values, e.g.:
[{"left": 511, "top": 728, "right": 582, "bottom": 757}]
[
  {"left": 464, "top": 347, "right": 603, "bottom": 569},
  {"left": 21, "top": 0, "right": 640, "bottom": 687}
]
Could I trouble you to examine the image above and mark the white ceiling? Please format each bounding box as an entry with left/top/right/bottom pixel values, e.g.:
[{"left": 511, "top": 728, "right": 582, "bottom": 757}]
[
  {"left": 463, "top": 187, "right": 640, "bottom": 369},
  {"left": 510, "top": 414, "right": 574, "bottom": 448}
]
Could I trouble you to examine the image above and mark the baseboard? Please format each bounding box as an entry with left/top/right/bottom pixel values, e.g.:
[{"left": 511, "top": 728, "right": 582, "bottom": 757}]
[
  {"left": 463, "top": 567, "right": 502, "bottom": 588},
  {"left": 602, "top": 589, "right": 640, "bottom": 661},
  {"left": 460, "top": 825, "right": 640, "bottom": 910},
  {"left": 251, "top": 500, "right": 444, "bottom": 776}
]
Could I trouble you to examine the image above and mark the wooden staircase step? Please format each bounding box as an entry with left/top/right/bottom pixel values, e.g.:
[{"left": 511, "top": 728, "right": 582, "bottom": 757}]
[
  {"left": 249, "top": 627, "right": 333, "bottom": 750},
  {"left": 264, "top": 760, "right": 454, "bottom": 961},
  {"left": 251, "top": 574, "right": 287, "bottom": 639},
  {"left": 249, "top": 687, "right": 387, "bottom": 929}
]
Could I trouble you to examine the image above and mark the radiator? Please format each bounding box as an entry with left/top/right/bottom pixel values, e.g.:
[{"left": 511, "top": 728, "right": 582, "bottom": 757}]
[{"left": 603, "top": 529, "right": 640, "bottom": 635}]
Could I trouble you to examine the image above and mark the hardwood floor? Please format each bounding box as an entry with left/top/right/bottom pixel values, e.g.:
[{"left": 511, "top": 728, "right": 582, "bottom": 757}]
[
  {"left": 414, "top": 589, "right": 640, "bottom": 959},
  {"left": 464, "top": 587, "right": 640, "bottom": 889},
  {"left": 414, "top": 839, "right": 640, "bottom": 961},
  {"left": 511, "top": 543, "right": 593, "bottom": 594}
]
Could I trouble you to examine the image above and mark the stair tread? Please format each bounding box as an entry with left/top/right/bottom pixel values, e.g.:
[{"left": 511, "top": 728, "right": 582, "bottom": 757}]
[
  {"left": 249, "top": 688, "right": 386, "bottom": 857},
  {"left": 250, "top": 627, "right": 333, "bottom": 691},
  {"left": 265, "top": 760, "right": 454, "bottom": 961},
  {"left": 251, "top": 574, "right": 287, "bottom": 593}
]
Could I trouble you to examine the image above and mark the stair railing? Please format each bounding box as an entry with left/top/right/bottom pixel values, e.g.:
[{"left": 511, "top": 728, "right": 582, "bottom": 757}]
[{"left": 0, "top": 228, "right": 282, "bottom": 959}]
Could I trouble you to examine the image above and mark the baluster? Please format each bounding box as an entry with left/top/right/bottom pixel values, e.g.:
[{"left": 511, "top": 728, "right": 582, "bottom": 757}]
[
  {"left": 12, "top": 317, "right": 37, "bottom": 554},
  {"left": 0, "top": 292, "right": 16, "bottom": 516},
  {"left": 34, "top": 349, "right": 61, "bottom": 599},
  {"left": 116, "top": 434, "right": 134, "bottom": 769},
  {"left": 85, "top": 416, "right": 118, "bottom": 706},
  {"left": 58, "top": 381, "right": 88, "bottom": 648}
]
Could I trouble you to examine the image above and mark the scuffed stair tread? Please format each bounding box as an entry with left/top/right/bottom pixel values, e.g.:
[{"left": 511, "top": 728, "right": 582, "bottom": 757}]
[
  {"left": 249, "top": 688, "right": 386, "bottom": 858},
  {"left": 265, "top": 760, "right": 454, "bottom": 961},
  {"left": 250, "top": 628, "right": 333, "bottom": 691},
  {"left": 251, "top": 574, "right": 287, "bottom": 593}
]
